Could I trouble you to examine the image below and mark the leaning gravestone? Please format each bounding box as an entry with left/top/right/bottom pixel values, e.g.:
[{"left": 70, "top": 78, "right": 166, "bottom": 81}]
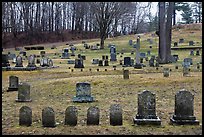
[
  {"left": 87, "top": 106, "right": 100, "bottom": 125},
  {"left": 65, "top": 106, "right": 77, "bottom": 126},
  {"left": 27, "top": 55, "right": 36, "bottom": 67},
  {"left": 7, "top": 75, "right": 19, "bottom": 92},
  {"left": 123, "top": 70, "right": 129, "bottom": 79},
  {"left": 110, "top": 104, "right": 122, "bottom": 126},
  {"left": 19, "top": 106, "right": 32, "bottom": 126},
  {"left": 15, "top": 55, "right": 23, "bottom": 67},
  {"left": 16, "top": 83, "right": 32, "bottom": 102},
  {"left": 42, "top": 107, "right": 56, "bottom": 127},
  {"left": 72, "top": 82, "right": 94, "bottom": 102},
  {"left": 133, "top": 90, "right": 161, "bottom": 125},
  {"left": 170, "top": 89, "right": 199, "bottom": 125},
  {"left": 163, "top": 68, "right": 170, "bottom": 77},
  {"left": 74, "top": 59, "right": 84, "bottom": 68}
]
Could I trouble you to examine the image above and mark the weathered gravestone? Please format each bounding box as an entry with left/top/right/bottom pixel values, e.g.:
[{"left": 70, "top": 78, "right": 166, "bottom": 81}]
[
  {"left": 65, "top": 106, "right": 77, "bottom": 126},
  {"left": 110, "top": 104, "right": 122, "bottom": 126},
  {"left": 123, "top": 57, "right": 131, "bottom": 67},
  {"left": 72, "top": 82, "right": 94, "bottom": 102},
  {"left": 179, "top": 38, "right": 184, "bottom": 43},
  {"left": 40, "top": 57, "right": 53, "bottom": 67},
  {"left": 8, "top": 53, "right": 16, "bottom": 60},
  {"left": 70, "top": 46, "right": 76, "bottom": 56},
  {"left": 110, "top": 46, "right": 117, "bottom": 61},
  {"left": 134, "top": 36, "right": 142, "bottom": 69},
  {"left": 15, "top": 55, "right": 23, "bottom": 67},
  {"left": 172, "top": 55, "right": 179, "bottom": 62},
  {"left": 19, "top": 106, "right": 32, "bottom": 126},
  {"left": 189, "top": 41, "right": 194, "bottom": 46},
  {"left": 104, "top": 60, "right": 109, "bottom": 66},
  {"left": 42, "top": 107, "right": 56, "bottom": 127},
  {"left": 133, "top": 90, "right": 161, "bottom": 125},
  {"left": 190, "top": 50, "right": 194, "bottom": 56},
  {"left": 16, "top": 83, "right": 32, "bottom": 102},
  {"left": 87, "top": 106, "right": 100, "bottom": 125},
  {"left": 183, "top": 66, "right": 190, "bottom": 76},
  {"left": 170, "top": 89, "right": 199, "bottom": 125},
  {"left": 123, "top": 70, "right": 129, "bottom": 79},
  {"left": 74, "top": 59, "right": 84, "bottom": 68},
  {"left": 183, "top": 58, "right": 193, "bottom": 66},
  {"left": 140, "top": 52, "right": 146, "bottom": 59},
  {"left": 7, "top": 75, "right": 19, "bottom": 92},
  {"left": 196, "top": 50, "right": 200, "bottom": 56},
  {"left": 92, "top": 59, "right": 99, "bottom": 64},
  {"left": 129, "top": 40, "right": 133, "bottom": 45},
  {"left": 2, "top": 54, "right": 10, "bottom": 67},
  {"left": 147, "top": 50, "right": 151, "bottom": 56},
  {"left": 27, "top": 55, "right": 36, "bottom": 67},
  {"left": 163, "top": 68, "right": 170, "bottom": 77},
  {"left": 98, "top": 60, "right": 103, "bottom": 66},
  {"left": 149, "top": 57, "right": 155, "bottom": 67},
  {"left": 174, "top": 42, "right": 178, "bottom": 47},
  {"left": 40, "top": 51, "right": 46, "bottom": 57},
  {"left": 61, "top": 48, "right": 70, "bottom": 59}
]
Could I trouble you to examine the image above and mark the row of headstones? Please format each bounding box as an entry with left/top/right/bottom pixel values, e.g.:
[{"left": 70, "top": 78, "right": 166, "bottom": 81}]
[
  {"left": 173, "top": 39, "right": 198, "bottom": 47},
  {"left": 19, "top": 89, "right": 199, "bottom": 127}
]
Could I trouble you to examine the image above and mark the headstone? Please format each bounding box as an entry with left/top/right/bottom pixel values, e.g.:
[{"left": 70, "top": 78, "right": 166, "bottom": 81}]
[
  {"left": 15, "top": 55, "right": 23, "bottom": 67},
  {"left": 19, "top": 106, "right": 32, "bottom": 126},
  {"left": 67, "top": 60, "right": 75, "bottom": 64},
  {"left": 110, "top": 46, "right": 117, "bottom": 61},
  {"left": 170, "top": 89, "right": 199, "bottom": 125},
  {"left": 36, "top": 58, "right": 40, "bottom": 64},
  {"left": 70, "top": 46, "right": 75, "bottom": 56},
  {"left": 129, "top": 40, "right": 133, "bottom": 45},
  {"left": 174, "top": 42, "right": 178, "bottom": 47},
  {"left": 8, "top": 53, "right": 16, "bottom": 60},
  {"left": 140, "top": 53, "right": 146, "bottom": 59},
  {"left": 190, "top": 50, "right": 194, "bottom": 56},
  {"left": 149, "top": 58, "right": 155, "bottom": 67},
  {"left": 133, "top": 90, "right": 161, "bottom": 125},
  {"left": 98, "top": 60, "right": 103, "bottom": 66},
  {"left": 16, "top": 83, "right": 32, "bottom": 102},
  {"left": 61, "top": 48, "right": 70, "bottom": 59},
  {"left": 74, "top": 59, "right": 84, "bottom": 68},
  {"left": 123, "top": 70, "right": 129, "bottom": 79},
  {"left": 183, "top": 58, "right": 193, "bottom": 66},
  {"left": 65, "top": 106, "right": 77, "bottom": 126},
  {"left": 172, "top": 55, "right": 179, "bottom": 62},
  {"left": 105, "top": 55, "right": 108, "bottom": 60},
  {"left": 102, "top": 55, "right": 106, "bottom": 60},
  {"left": 87, "top": 106, "right": 100, "bottom": 125},
  {"left": 123, "top": 57, "right": 131, "bottom": 67},
  {"left": 183, "top": 66, "right": 190, "bottom": 76},
  {"left": 134, "top": 37, "right": 142, "bottom": 69},
  {"left": 2, "top": 54, "right": 10, "bottom": 67},
  {"left": 131, "top": 50, "right": 134, "bottom": 55},
  {"left": 81, "top": 55, "right": 86, "bottom": 60},
  {"left": 147, "top": 50, "right": 151, "bottom": 56},
  {"left": 110, "top": 104, "right": 123, "bottom": 126},
  {"left": 155, "top": 61, "right": 159, "bottom": 67},
  {"left": 92, "top": 59, "right": 99, "bottom": 64},
  {"left": 72, "top": 82, "right": 94, "bottom": 102},
  {"left": 40, "top": 57, "right": 53, "bottom": 67},
  {"left": 104, "top": 60, "right": 109, "bottom": 66},
  {"left": 179, "top": 38, "right": 184, "bottom": 43},
  {"left": 27, "top": 55, "right": 36, "bottom": 67},
  {"left": 7, "top": 76, "right": 19, "bottom": 92},
  {"left": 163, "top": 68, "right": 170, "bottom": 77},
  {"left": 42, "top": 107, "right": 56, "bottom": 127},
  {"left": 40, "top": 51, "right": 46, "bottom": 57},
  {"left": 196, "top": 50, "right": 200, "bottom": 56},
  {"left": 189, "top": 41, "right": 194, "bottom": 46}
]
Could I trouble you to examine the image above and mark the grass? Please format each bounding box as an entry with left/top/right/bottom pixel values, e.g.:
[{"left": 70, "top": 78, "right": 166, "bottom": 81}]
[{"left": 2, "top": 25, "right": 202, "bottom": 135}]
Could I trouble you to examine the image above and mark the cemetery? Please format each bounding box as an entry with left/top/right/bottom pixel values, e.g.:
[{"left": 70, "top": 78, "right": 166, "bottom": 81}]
[{"left": 1, "top": 2, "right": 202, "bottom": 135}]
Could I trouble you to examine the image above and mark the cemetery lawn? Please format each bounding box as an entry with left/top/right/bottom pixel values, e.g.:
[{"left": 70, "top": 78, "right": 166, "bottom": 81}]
[{"left": 2, "top": 24, "right": 202, "bottom": 135}]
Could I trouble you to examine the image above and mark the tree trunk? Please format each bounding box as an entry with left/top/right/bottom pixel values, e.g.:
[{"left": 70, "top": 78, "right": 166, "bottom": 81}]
[{"left": 173, "top": 2, "right": 176, "bottom": 26}]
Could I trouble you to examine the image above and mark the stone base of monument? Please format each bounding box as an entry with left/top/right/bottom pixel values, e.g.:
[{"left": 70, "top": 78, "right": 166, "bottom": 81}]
[
  {"left": 72, "top": 96, "right": 94, "bottom": 103},
  {"left": 7, "top": 87, "right": 18, "bottom": 92},
  {"left": 133, "top": 117, "right": 161, "bottom": 125},
  {"left": 15, "top": 99, "right": 32, "bottom": 102},
  {"left": 170, "top": 115, "right": 199, "bottom": 125},
  {"left": 134, "top": 63, "right": 142, "bottom": 69}
]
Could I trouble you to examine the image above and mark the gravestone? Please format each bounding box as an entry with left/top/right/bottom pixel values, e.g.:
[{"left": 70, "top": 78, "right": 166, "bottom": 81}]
[
  {"left": 92, "top": 59, "right": 99, "bottom": 64},
  {"left": 123, "top": 70, "right": 129, "bottom": 79},
  {"left": 105, "top": 55, "right": 108, "bottom": 60},
  {"left": 61, "top": 48, "right": 70, "bottom": 59},
  {"left": 65, "top": 106, "right": 77, "bottom": 126},
  {"left": 183, "top": 58, "right": 193, "bottom": 66},
  {"left": 110, "top": 104, "right": 123, "bottom": 126},
  {"left": 98, "top": 60, "right": 103, "bottom": 66},
  {"left": 172, "top": 55, "right": 179, "bottom": 62},
  {"left": 102, "top": 55, "right": 106, "bottom": 60},
  {"left": 2, "top": 54, "right": 10, "bottom": 67},
  {"left": 40, "top": 51, "right": 46, "bottom": 57},
  {"left": 72, "top": 82, "right": 94, "bottom": 102},
  {"left": 15, "top": 55, "right": 23, "bottom": 67},
  {"left": 155, "top": 61, "right": 159, "bottom": 67},
  {"left": 19, "top": 106, "right": 32, "bottom": 126},
  {"left": 179, "top": 38, "right": 184, "bottom": 43},
  {"left": 42, "top": 107, "right": 56, "bottom": 127},
  {"left": 27, "top": 55, "right": 36, "bottom": 67},
  {"left": 174, "top": 42, "right": 178, "bottom": 47},
  {"left": 149, "top": 57, "right": 155, "bottom": 67},
  {"left": 170, "top": 89, "right": 199, "bottom": 125},
  {"left": 131, "top": 50, "right": 134, "bottom": 55},
  {"left": 40, "top": 57, "right": 53, "bottom": 67},
  {"left": 147, "top": 50, "right": 151, "bottom": 56},
  {"left": 16, "top": 83, "right": 32, "bottom": 102},
  {"left": 7, "top": 76, "right": 19, "bottom": 92},
  {"left": 8, "top": 53, "right": 16, "bottom": 60},
  {"left": 81, "top": 55, "right": 86, "bottom": 60},
  {"left": 123, "top": 57, "right": 131, "bottom": 67},
  {"left": 189, "top": 41, "right": 194, "bottom": 46},
  {"left": 196, "top": 50, "right": 200, "bottom": 56},
  {"left": 134, "top": 37, "right": 142, "bottom": 69},
  {"left": 74, "top": 59, "right": 84, "bottom": 68},
  {"left": 87, "top": 106, "right": 100, "bottom": 125},
  {"left": 67, "top": 60, "right": 75, "bottom": 64},
  {"left": 133, "top": 90, "right": 161, "bottom": 125},
  {"left": 163, "top": 68, "right": 170, "bottom": 77},
  {"left": 190, "top": 50, "right": 194, "bottom": 56},
  {"left": 110, "top": 46, "right": 117, "bottom": 61},
  {"left": 70, "top": 46, "right": 75, "bottom": 56},
  {"left": 104, "top": 60, "right": 109, "bottom": 66},
  {"left": 183, "top": 66, "right": 190, "bottom": 76},
  {"left": 129, "top": 40, "right": 133, "bottom": 45},
  {"left": 36, "top": 58, "right": 40, "bottom": 64},
  {"left": 140, "top": 52, "right": 146, "bottom": 59}
]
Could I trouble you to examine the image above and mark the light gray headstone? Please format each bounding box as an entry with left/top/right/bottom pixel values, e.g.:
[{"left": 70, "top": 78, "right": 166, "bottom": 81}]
[
  {"left": 15, "top": 55, "right": 23, "bottom": 67},
  {"left": 16, "top": 83, "right": 32, "bottom": 102},
  {"left": 163, "top": 68, "right": 170, "bottom": 77},
  {"left": 65, "top": 106, "right": 77, "bottom": 126},
  {"left": 87, "top": 106, "right": 100, "bottom": 125},
  {"left": 42, "top": 107, "right": 56, "bottom": 127},
  {"left": 27, "top": 55, "right": 36, "bottom": 67},
  {"left": 19, "top": 106, "right": 32, "bottom": 126},
  {"left": 110, "top": 104, "right": 122, "bottom": 126}
]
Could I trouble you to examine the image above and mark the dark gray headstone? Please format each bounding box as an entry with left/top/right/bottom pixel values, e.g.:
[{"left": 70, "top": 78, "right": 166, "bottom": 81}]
[
  {"left": 196, "top": 50, "right": 200, "bottom": 56},
  {"left": 2, "top": 54, "right": 10, "bottom": 67},
  {"left": 190, "top": 50, "right": 194, "bottom": 56},
  {"left": 87, "top": 106, "right": 100, "bottom": 125},
  {"left": 110, "top": 104, "right": 123, "bottom": 126},
  {"left": 123, "top": 57, "right": 131, "bottom": 67},
  {"left": 183, "top": 58, "right": 193, "bottom": 66},
  {"left": 65, "top": 106, "right": 77, "bottom": 126},
  {"left": 149, "top": 58, "right": 155, "bottom": 67},
  {"left": 189, "top": 41, "right": 194, "bottom": 46},
  {"left": 163, "top": 68, "right": 170, "bottom": 77},
  {"left": 134, "top": 90, "right": 161, "bottom": 125},
  {"left": 104, "top": 60, "right": 109, "bottom": 66},
  {"left": 42, "top": 107, "right": 56, "bottom": 127},
  {"left": 174, "top": 42, "right": 178, "bottom": 47},
  {"left": 129, "top": 40, "right": 133, "bottom": 45},
  {"left": 179, "top": 38, "right": 184, "bottom": 43},
  {"left": 170, "top": 89, "right": 199, "bottom": 125},
  {"left": 110, "top": 53, "right": 117, "bottom": 61},
  {"left": 72, "top": 82, "right": 94, "bottom": 102},
  {"left": 7, "top": 75, "right": 19, "bottom": 92},
  {"left": 140, "top": 53, "right": 146, "bottom": 58},
  {"left": 98, "top": 60, "right": 103, "bottom": 66},
  {"left": 19, "top": 106, "right": 32, "bottom": 126},
  {"left": 74, "top": 59, "right": 84, "bottom": 68},
  {"left": 61, "top": 48, "right": 70, "bottom": 59},
  {"left": 123, "top": 70, "right": 129, "bottom": 79},
  {"left": 40, "top": 57, "right": 53, "bottom": 67},
  {"left": 16, "top": 83, "right": 32, "bottom": 102}
]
